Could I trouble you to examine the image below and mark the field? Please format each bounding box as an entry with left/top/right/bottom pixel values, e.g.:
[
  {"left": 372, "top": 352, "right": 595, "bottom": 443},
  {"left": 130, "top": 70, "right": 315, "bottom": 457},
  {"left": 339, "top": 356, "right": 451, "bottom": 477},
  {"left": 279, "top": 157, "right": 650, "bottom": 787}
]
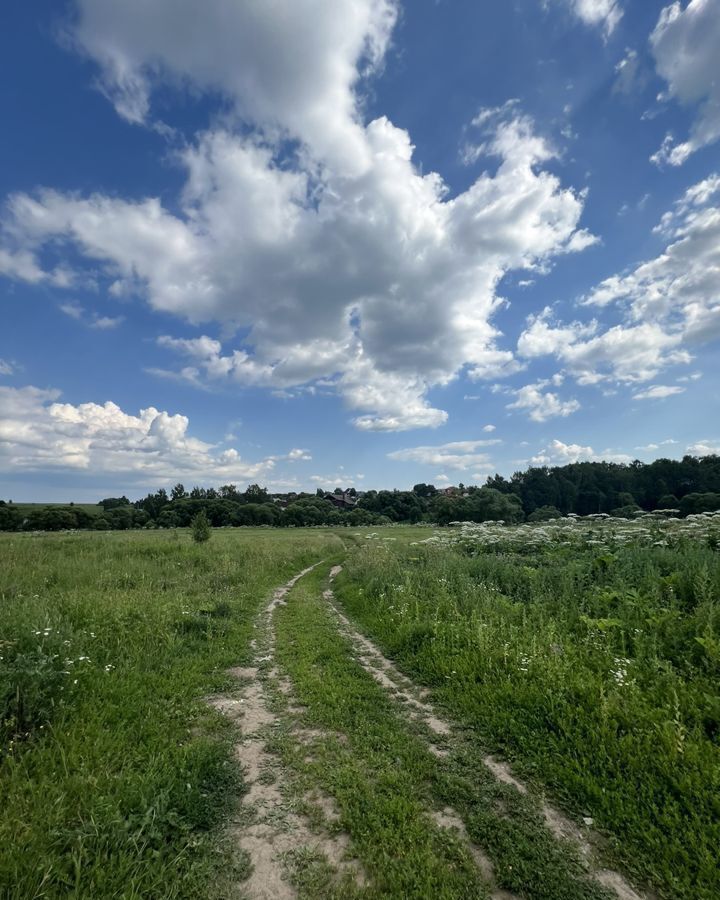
[
  {"left": 10, "top": 503, "right": 104, "bottom": 515},
  {"left": 1, "top": 519, "right": 718, "bottom": 899}
]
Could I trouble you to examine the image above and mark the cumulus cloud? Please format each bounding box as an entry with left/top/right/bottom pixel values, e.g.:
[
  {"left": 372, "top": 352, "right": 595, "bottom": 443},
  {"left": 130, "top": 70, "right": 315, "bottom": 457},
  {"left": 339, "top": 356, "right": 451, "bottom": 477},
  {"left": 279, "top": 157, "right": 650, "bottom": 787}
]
[
  {"left": 650, "top": 0, "right": 720, "bottom": 166},
  {"left": 67, "top": 0, "right": 397, "bottom": 171},
  {"left": 585, "top": 175, "right": 720, "bottom": 340},
  {"left": 531, "top": 439, "right": 595, "bottom": 465},
  {"left": 518, "top": 174, "right": 720, "bottom": 386},
  {"left": 387, "top": 439, "right": 500, "bottom": 470},
  {"left": 0, "top": 384, "right": 278, "bottom": 483},
  {"left": 519, "top": 311, "right": 690, "bottom": 384},
  {"left": 0, "top": 2, "right": 597, "bottom": 432},
  {"left": 0, "top": 247, "right": 72, "bottom": 287},
  {"left": 507, "top": 380, "right": 580, "bottom": 422},
  {"left": 309, "top": 473, "right": 364, "bottom": 486},
  {"left": 632, "top": 384, "right": 685, "bottom": 400},
  {"left": 286, "top": 448, "right": 312, "bottom": 461},
  {"left": 687, "top": 439, "right": 720, "bottom": 456},
  {"left": 530, "top": 438, "right": 632, "bottom": 466},
  {"left": 548, "top": 0, "right": 623, "bottom": 36}
]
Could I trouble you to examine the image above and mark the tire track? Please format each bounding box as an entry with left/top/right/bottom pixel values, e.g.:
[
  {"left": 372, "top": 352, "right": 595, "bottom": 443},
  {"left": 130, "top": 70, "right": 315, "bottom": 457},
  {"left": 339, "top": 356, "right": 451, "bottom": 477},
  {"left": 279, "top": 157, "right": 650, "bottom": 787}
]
[{"left": 209, "top": 564, "right": 364, "bottom": 899}]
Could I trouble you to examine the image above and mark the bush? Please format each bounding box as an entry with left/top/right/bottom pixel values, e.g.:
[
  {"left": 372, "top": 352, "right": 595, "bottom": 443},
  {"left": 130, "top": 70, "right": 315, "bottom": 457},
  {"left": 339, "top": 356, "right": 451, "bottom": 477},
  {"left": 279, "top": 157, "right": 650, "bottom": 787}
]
[
  {"left": 527, "top": 505, "right": 562, "bottom": 522},
  {"left": 190, "top": 510, "right": 211, "bottom": 543}
]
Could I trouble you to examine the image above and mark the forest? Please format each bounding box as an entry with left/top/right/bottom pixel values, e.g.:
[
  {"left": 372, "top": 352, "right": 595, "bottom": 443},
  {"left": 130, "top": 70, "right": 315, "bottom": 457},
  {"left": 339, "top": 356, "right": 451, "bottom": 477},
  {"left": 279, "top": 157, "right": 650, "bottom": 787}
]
[{"left": 1, "top": 453, "right": 719, "bottom": 531}]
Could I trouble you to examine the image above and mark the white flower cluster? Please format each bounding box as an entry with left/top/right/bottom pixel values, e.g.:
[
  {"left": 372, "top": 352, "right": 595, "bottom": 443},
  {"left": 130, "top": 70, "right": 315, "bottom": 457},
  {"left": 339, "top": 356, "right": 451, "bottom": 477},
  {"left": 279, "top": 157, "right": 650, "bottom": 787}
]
[{"left": 413, "top": 510, "right": 720, "bottom": 551}]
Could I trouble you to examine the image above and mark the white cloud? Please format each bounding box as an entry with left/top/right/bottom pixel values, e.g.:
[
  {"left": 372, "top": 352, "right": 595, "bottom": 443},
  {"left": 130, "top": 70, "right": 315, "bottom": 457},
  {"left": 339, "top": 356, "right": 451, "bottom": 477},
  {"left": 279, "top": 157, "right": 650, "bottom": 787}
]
[
  {"left": 482, "top": 424, "right": 496, "bottom": 432},
  {"left": 507, "top": 381, "right": 580, "bottom": 422},
  {"left": 286, "top": 448, "right": 312, "bottom": 461},
  {"left": 548, "top": 0, "right": 623, "bottom": 36},
  {"left": 518, "top": 310, "right": 597, "bottom": 357},
  {"left": 635, "top": 439, "right": 678, "bottom": 452},
  {"left": 613, "top": 48, "right": 644, "bottom": 95},
  {"left": 309, "top": 473, "right": 364, "bottom": 486},
  {"left": 0, "top": 383, "right": 278, "bottom": 484},
  {"left": 0, "top": 248, "right": 72, "bottom": 287},
  {"left": 388, "top": 439, "right": 500, "bottom": 470},
  {"left": 0, "top": 359, "right": 14, "bottom": 376},
  {"left": 519, "top": 311, "right": 690, "bottom": 384},
  {"left": 530, "top": 438, "right": 632, "bottom": 466},
  {"left": 531, "top": 439, "right": 595, "bottom": 465},
  {"left": 68, "top": 0, "right": 398, "bottom": 172},
  {"left": 0, "top": 4, "right": 597, "bottom": 431},
  {"left": 59, "top": 300, "right": 124, "bottom": 329},
  {"left": 585, "top": 175, "right": 720, "bottom": 340},
  {"left": 518, "top": 175, "right": 720, "bottom": 386},
  {"left": 91, "top": 315, "right": 125, "bottom": 330},
  {"left": 650, "top": 0, "right": 720, "bottom": 166},
  {"left": 632, "top": 384, "right": 685, "bottom": 400},
  {"left": 687, "top": 439, "right": 720, "bottom": 456},
  {"left": 60, "top": 301, "right": 84, "bottom": 320}
]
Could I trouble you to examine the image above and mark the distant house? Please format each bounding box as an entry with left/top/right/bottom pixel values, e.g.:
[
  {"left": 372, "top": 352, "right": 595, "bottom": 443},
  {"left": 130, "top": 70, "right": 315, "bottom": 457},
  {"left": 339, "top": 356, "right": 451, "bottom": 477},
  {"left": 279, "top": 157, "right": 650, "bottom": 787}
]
[
  {"left": 272, "top": 491, "right": 298, "bottom": 509},
  {"left": 324, "top": 491, "right": 357, "bottom": 510}
]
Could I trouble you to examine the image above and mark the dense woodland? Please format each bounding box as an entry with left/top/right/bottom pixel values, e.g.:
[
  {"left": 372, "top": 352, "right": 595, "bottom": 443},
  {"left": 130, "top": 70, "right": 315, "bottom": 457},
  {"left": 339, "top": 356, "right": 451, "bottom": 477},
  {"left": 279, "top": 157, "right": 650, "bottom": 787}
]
[{"left": 2, "top": 454, "right": 720, "bottom": 531}]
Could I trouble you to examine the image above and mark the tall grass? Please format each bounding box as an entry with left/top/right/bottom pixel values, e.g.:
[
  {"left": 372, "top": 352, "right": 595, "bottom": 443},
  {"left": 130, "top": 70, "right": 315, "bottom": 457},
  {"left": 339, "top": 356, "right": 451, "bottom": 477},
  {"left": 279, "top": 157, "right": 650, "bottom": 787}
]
[
  {"left": 0, "top": 528, "right": 339, "bottom": 898},
  {"left": 335, "top": 529, "right": 720, "bottom": 899}
]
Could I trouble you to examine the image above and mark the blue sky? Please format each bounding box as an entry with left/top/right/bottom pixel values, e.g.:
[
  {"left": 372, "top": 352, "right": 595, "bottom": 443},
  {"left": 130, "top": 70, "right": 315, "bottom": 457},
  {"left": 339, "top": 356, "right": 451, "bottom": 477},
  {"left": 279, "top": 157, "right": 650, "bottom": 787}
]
[{"left": 1, "top": 0, "right": 719, "bottom": 501}]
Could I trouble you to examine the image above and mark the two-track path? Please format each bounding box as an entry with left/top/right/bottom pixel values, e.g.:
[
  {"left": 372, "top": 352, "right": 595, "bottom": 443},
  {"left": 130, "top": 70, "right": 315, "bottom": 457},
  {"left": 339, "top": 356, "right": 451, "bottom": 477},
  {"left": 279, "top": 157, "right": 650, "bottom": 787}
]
[{"left": 210, "top": 561, "right": 651, "bottom": 900}]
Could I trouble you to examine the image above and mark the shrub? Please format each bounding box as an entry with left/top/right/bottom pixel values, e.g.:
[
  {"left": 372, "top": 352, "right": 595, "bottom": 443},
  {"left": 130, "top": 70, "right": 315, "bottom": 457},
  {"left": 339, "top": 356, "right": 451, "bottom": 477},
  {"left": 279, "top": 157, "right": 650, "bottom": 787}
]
[{"left": 191, "top": 510, "right": 211, "bottom": 543}]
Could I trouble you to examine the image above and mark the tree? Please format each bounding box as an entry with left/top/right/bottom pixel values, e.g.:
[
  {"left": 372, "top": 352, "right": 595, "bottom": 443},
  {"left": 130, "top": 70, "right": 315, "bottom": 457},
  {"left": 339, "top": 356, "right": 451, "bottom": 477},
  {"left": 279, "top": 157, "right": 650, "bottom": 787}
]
[
  {"left": 679, "top": 492, "right": 720, "bottom": 517},
  {"left": 0, "top": 505, "right": 22, "bottom": 531},
  {"left": 99, "top": 496, "right": 129, "bottom": 510},
  {"left": 102, "top": 506, "right": 136, "bottom": 530},
  {"left": 157, "top": 508, "right": 181, "bottom": 528},
  {"left": 527, "top": 505, "right": 562, "bottom": 523},
  {"left": 244, "top": 483, "right": 269, "bottom": 503},
  {"left": 191, "top": 510, "right": 212, "bottom": 543},
  {"left": 171, "top": 483, "right": 187, "bottom": 501},
  {"left": 23, "top": 507, "right": 78, "bottom": 531}
]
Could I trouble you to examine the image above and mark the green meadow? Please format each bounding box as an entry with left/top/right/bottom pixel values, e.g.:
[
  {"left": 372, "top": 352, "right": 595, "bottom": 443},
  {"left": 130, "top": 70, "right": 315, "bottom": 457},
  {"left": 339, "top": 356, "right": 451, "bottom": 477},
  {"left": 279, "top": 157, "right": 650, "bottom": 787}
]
[
  {"left": 1, "top": 520, "right": 718, "bottom": 898},
  {"left": 0, "top": 528, "right": 342, "bottom": 897}
]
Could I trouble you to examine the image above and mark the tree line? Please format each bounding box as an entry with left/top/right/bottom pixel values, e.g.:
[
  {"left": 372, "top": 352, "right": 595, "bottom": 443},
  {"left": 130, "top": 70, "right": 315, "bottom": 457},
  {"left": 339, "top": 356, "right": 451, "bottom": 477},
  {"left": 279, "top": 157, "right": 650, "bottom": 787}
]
[{"left": 1, "top": 454, "right": 719, "bottom": 532}]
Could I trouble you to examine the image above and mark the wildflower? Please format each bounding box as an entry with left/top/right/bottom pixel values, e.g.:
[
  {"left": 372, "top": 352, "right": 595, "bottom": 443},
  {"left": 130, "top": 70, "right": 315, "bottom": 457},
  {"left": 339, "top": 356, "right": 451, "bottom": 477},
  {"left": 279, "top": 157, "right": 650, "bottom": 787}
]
[{"left": 611, "top": 657, "right": 632, "bottom": 686}]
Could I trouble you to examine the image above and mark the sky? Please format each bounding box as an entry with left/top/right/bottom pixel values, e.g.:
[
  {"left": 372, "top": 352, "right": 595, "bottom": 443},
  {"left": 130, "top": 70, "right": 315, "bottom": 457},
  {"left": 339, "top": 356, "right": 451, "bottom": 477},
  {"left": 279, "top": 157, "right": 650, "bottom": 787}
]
[{"left": 1, "top": 0, "right": 719, "bottom": 501}]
